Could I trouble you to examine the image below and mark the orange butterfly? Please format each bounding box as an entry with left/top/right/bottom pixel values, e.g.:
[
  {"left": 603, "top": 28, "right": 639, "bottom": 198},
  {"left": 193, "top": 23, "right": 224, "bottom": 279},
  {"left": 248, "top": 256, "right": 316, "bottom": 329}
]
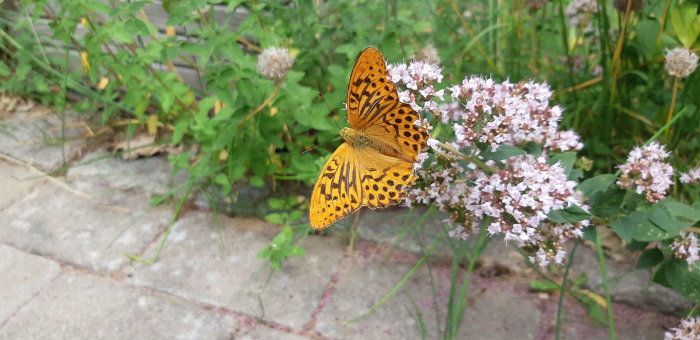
[{"left": 309, "top": 47, "right": 430, "bottom": 230}]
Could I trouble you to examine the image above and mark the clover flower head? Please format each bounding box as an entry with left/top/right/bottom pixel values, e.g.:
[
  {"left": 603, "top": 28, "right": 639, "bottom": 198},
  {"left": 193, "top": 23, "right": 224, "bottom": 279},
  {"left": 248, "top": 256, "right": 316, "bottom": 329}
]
[
  {"left": 257, "top": 47, "right": 295, "bottom": 81},
  {"left": 665, "top": 48, "right": 699, "bottom": 78}
]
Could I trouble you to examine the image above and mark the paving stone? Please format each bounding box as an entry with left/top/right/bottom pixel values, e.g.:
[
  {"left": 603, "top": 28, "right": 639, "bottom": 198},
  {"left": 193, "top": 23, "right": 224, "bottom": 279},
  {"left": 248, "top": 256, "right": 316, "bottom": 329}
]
[
  {"left": 0, "top": 271, "right": 237, "bottom": 339},
  {"left": 0, "top": 182, "right": 170, "bottom": 273},
  {"left": 0, "top": 160, "right": 48, "bottom": 210},
  {"left": 539, "top": 292, "right": 679, "bottom": 340},
  {"left": 0, "top": 110, "right": 86, "bottom": 172},
  {"left": 66, "top": 149, "right": 188, "bottom": 196},
  {"left": 571, "top": 245, "right": 692, "bottom": 314},
  {"left": 126, "top": 212, "right": 345, "bottom": 330},
  {"left": 237, "top": 326, "right": 310, "bottom": 340},
  {"left": 357, "top": 208, "right": 451, "bottom": 257},
  {"left": 0, "top": 244, "right": 61, "bottom": 323}
]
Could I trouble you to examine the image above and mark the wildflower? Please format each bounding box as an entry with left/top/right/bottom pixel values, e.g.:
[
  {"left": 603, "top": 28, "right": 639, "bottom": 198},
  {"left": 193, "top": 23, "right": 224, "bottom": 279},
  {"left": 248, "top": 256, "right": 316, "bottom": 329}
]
[
  {"left": 616, "top": 141, "right": 674, "bottom": 203},
  {"left": 671, "top": 232, "right": 700, "bottom": 265},
  {"left": 387, "top": 61, "right": 444, "bottom": 112},
  {"left": 257, "top": 47, "right": 295, "bottom": 81},
  {"left": 680, "top": 166, "right": 700, "bottom": 185},
  {"left": 413, "top": 44, "right": 441, "bottom": 65},
  {"left": 565, "top": 0, "right": 598, "bottom": 28},
  {"left": 448, "top": 77, "right": 582, "bottom": 152},
  {"left": 665, "top": 316, "right": 700, "bottom": 340},
  {"left": 665, "top": 48, "right": 699, "bottom": 78}
]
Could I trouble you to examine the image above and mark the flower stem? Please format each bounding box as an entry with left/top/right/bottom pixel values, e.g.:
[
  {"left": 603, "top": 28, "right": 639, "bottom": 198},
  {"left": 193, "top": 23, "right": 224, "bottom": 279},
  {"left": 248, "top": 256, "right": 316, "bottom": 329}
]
[
  {"left": 594, "top": 228, "right": 616, "bottom": 340},
  {"left": 555, "top": 239, "right": 580, "bottom": 340},
  {"left": 239, "top": 83, "right": 280, "bottom": 129},
  {"left": 664, "top": 76, "right": 679, "bottom": 138},
  {"left": 436, "top": 142, "right": 500, "bottom": 174}
]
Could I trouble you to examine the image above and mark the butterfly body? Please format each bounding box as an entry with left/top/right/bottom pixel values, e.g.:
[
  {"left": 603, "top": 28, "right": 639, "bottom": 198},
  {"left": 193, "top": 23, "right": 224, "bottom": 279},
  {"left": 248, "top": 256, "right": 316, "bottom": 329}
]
[{"left": 309, "top": 47, "right": 429, "bottom": 230}]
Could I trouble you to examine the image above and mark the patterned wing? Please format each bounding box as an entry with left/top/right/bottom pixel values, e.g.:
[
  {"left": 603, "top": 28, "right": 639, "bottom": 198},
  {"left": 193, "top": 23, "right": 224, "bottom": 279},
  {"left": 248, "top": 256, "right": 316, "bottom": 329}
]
[
  {"left": 355, "top": 148, "right": 417, "bottom": 209},
  {"left": 346, "top": 47, "right": 429, "bottom": 162},
  {"left": 346, "top": 47, "right": 400, "bottom": 130},
  {"left": 309, "top": 143, "right": 363, "bottom": 230}
]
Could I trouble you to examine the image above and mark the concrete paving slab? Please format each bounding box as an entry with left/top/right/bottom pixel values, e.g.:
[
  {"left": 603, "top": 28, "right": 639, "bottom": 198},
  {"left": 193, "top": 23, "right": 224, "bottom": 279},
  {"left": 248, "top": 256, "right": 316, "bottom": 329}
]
[
  {"left": 0, "top": 160, "right": 48, "bottom": 210},
  {"left": 126, "top": 212, "right": 345, "bottom": 330},
  {"left": 0, "top": 271, "right": 237, "bottom": 339},
  {"left": 237, "top": 325, "right": 311, "bottom": 340},
  {"left": 0, "top": 110, "right": 85, "bottom": 172},
  {"left": 66, "top": 149, "right": 188, "bottom": 196},
  {"left": 314, "top": 250, "right": 435, "bottom": 339},
  {"left": 0, "top": 182, "right": 170, "bottom": 273},
  {"left": 0, "top": 244, "right": 61, "bottom": 324}
]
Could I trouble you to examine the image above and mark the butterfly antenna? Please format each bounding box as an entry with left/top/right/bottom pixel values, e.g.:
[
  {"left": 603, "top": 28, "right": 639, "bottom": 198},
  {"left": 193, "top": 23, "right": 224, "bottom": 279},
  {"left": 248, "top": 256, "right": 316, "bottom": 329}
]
[
  {"left": 303, "top": 134, "right": 337, "bottom": 154},
  {"left": 318, "top": 93, "right": 343, "bottom": 131}
]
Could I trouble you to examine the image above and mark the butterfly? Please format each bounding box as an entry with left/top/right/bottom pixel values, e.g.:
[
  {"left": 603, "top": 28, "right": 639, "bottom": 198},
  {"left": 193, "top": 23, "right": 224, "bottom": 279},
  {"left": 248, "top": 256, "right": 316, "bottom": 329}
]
[{"left": 309, "top": 47, "right": 430, "bottom": 230}]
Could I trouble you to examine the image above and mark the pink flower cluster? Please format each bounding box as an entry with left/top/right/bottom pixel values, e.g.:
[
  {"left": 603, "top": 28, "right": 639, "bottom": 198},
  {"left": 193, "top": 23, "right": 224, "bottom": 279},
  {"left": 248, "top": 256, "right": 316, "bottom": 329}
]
[
  {"left": 671, "top": 232, "right": 700, "bottom": 265},
  {"left": 680, "top": 166, "right": 700, "bottom": 185},
  {"left": 387, "top": 61, "right": 444, "bottom": 112},
  {"left": 665, "top": 316, "right": 700, "bottom": 340},
  {"left": 389, "top": 60, "right": 590, "bottom": 266},
  {"left": 616, "top": 141, "right": 674, "bottom": 203},
  {"left": 448, "top": 77, "right": 583, "bottom": 152}
]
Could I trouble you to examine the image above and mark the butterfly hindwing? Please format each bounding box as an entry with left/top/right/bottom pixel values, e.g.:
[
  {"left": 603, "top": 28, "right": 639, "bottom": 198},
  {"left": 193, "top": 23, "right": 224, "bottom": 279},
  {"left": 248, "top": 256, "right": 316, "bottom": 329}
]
[
  {"left": 356, "top": 150, "right": 416, "bottom": 209},
  {"left": 309, "top": 143, "right": 363, "bottom": 229}
]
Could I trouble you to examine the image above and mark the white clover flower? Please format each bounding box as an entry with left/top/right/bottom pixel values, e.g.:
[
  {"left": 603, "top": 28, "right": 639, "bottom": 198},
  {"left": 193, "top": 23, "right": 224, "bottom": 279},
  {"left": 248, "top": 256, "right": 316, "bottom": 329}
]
[
  {"left": 257, "top": 47, "right": 295, "bottom": 81},
  {"left": 665, "top": 316, "right": 700, "bottom": 340},
  {"left": 565, "top": 0, "right": 598, "bottom": 28},
  {"left": 680, "top": 166, "right": 700, "bottom": 184},
  {"left": 616, "top": 141, "right": 674, "bottom": 203},
  {"left": 665, "top": 48, "right": 699, "bottom": 78}
]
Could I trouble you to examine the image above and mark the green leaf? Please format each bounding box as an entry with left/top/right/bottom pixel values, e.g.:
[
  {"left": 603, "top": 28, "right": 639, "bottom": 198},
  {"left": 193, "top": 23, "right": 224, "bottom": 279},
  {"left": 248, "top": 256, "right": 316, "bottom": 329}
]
[
  {"left": 636, "top": 248, "right": 664, "bottom": 269},
  {"left": 481, "top": 145, "right": 526, "bottom": 161},
  {"left": 529, "top": 280, "right": 560, "bottom": 291},
  {"left": 670, "top": 2, "right": 700, "bottom": 48},
  {"left": 611, "top": 211, "right": 649, "bottom": 242},
  {"left": 548, "top": 204, "right": 591, "bottom": 223},
  {"left": 0, "top": 61, "right": 10, "bottom": 76},
  {"left": 589, "top": 187, "right": 625, "bottom": 217},
  {"left": 665, "top": 200, "right": 700, "bottom": 223},
  {"left": 548, "top": 152, "right": 577, "bottom": 177},
  {"left": 110, "top": 23, "right": 133, "bottom": 43},
  {"left": 264, "top": 212, "right": 286, "bottom": 225},
  {"left": 578, "top": 174, "right": 617, "bottom": 197},
  {"left": 268, "top": 198, "right": 288, "bottom": 210},
  {"left": 125, "top": 19, "right": 156, "bottom": 36},
  {"left": 582, "top": 225, "right": 597, "bottom": 243},
  {"left": 660, "top": 260, "right": 700, "bottom": 304}
]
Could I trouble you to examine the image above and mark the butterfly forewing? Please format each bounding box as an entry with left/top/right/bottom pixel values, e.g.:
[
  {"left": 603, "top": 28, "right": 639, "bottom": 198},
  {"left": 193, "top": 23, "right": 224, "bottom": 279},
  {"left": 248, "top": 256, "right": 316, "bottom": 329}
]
[{"left": 346, "top": 48, "right": 401, "bottom": 130}]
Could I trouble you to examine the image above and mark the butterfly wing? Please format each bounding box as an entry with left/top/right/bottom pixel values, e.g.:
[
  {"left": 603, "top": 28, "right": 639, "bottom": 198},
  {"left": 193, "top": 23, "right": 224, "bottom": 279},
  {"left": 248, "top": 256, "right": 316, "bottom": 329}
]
[
  {"left": 309, "top": 142, "right": 417, "bottom": 229},
  {"left": 309, "top": 143, "right": 363, "bottom": 230},
  {"left": 346, "top": 47, "right": 429, "bottom": 162}
]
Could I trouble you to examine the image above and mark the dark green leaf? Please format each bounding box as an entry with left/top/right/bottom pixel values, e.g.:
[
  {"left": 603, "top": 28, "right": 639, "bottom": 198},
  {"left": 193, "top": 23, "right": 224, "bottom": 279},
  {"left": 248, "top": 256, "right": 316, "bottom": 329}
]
[
  {"left": 548, "top": 152, "right": 577, "bottom": 177},
  {"left": 481, "top": 145, "right": 526, "bottom": 161},
  {"left": 548, "top": 204, "right": 591, "bottom": 223},
  {"left": 636, "top": 248, "right": 664, "bottom": 269},
  {"left": 578, "top": 174, "right": 617, "bottom": 197}
]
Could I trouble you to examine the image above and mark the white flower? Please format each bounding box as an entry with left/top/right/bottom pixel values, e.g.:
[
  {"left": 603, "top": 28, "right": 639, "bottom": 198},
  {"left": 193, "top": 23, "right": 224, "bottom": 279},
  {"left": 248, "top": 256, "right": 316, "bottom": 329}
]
[
  {"left": 616, "top": 141, "right": 674, "bottom": 202},
  {"left": 671, "top": 232, "right": 700, "bottom": 265},
  {"left": 665, "top": 48, "right": 699, "bottom": 78},
  {"left": 665, "top": 316, "right": 700, "bottom": 340},
  {"left": 680, "top": 166, "right": 700, "bottom": 184},
  {"left": 257, "top": 47, "right": 295, "bottom": 81}
]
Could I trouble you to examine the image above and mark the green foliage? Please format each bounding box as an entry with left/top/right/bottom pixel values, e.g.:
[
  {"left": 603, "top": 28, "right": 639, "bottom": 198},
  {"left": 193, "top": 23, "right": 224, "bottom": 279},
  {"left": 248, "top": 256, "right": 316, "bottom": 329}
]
[{"left": 256, "top": 225, "right": 306, "bottom": 271}]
